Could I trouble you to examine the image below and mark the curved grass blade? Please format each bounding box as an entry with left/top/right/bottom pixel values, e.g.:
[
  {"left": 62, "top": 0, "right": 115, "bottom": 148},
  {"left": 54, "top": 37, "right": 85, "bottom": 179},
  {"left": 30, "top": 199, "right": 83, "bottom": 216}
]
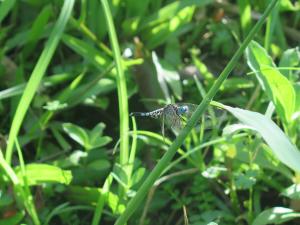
[{"left": 5, "top": 0, "right": 75, "bottom": 164}]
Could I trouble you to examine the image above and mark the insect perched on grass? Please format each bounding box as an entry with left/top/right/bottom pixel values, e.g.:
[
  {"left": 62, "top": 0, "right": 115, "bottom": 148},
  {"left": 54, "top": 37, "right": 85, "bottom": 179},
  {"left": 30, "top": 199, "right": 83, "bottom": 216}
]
[{"left": 130, "top": 103, "right": 197, "bottom": 137}]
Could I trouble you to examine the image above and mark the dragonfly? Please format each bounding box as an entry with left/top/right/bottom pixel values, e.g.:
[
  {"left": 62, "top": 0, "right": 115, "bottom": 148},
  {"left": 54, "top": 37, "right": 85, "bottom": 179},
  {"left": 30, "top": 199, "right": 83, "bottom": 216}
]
[{"left": 129, "top": 103, "right": 198, "bottom": 136}]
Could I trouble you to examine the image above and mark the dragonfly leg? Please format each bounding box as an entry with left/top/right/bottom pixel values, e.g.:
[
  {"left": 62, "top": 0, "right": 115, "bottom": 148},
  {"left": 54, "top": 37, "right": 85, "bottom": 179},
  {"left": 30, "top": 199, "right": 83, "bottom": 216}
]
[
  {"left": 161, "top": 111, "right": 165, "bottom": 139},
  {"left": 171, "top": 115, "right": 182, "bottom": 133}
]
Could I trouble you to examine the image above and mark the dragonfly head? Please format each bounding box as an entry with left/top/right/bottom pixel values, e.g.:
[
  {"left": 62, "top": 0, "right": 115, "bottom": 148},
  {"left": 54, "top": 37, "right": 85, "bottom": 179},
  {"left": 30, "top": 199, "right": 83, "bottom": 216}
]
[{"left": 177, "top": 105, "right": 188, "bottom": 115}]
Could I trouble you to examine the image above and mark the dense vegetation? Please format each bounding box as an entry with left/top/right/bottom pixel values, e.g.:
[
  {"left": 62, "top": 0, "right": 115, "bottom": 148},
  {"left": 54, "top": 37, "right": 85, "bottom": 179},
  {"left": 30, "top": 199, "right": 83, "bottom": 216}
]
[{"left": 1, "top": 0, "right": 300, "bottom": 224}]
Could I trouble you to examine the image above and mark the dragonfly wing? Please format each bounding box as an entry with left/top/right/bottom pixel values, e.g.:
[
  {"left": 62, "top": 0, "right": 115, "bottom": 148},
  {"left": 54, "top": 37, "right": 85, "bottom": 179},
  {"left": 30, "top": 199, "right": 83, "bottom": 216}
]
[{"left": 163, "top": 105, "right": 183, "bottom": 134}]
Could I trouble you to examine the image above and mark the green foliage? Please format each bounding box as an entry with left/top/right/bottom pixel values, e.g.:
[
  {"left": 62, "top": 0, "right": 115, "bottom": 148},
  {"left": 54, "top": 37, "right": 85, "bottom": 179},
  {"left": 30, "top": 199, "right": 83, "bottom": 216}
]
[
  {"left": 62, "top": 122, "right": 112, "bottom": 151},
  {"left": 1, "top": 0, "right": 300, "bottom": 224},
  {"left": 246, "top": 41, "right": 296, "bottom": 124},
  {"left": 15, "top": 163, "right": 73, "bottom": 186},
  {"left": 220, "top": 104, "right": 300, "bottom": 173}
]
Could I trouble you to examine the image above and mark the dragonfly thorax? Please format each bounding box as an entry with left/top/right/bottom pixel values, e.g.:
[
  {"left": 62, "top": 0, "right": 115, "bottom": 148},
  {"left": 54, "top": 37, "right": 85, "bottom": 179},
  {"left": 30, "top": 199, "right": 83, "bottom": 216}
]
[{"left": 177, "top": 105, "right": 188, "bottom": 115}]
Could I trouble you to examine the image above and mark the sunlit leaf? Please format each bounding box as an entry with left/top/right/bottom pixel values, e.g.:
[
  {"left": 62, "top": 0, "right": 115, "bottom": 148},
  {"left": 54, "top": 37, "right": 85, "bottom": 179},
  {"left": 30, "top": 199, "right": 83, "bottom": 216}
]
[
  {"left": 246, "top": 41, "right": 295, "bottom": 123},
  {"left": 281, "top": 184, "right": 300, "bottom": 200},
  {"left": 15, "top": 164, "right": 73, "bottom": 186},
  {"left": 89, "top": 123, "right": 112, "bottom": 149},
  {"left": 63, "top": 123, "right": 89, "bottom": 148},
  {"left": 252, "top": 207, "right": 300, "bottom": 225},
  {"left": 223, "top": 105, "right": 300, "bottom": 173}
]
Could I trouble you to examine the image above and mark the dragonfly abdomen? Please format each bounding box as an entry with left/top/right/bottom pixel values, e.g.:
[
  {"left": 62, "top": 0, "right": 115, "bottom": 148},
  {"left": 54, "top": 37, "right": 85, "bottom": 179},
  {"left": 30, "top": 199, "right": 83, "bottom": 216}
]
[{"left": 130, "top": 108, "right": 163, "bottom": 118}]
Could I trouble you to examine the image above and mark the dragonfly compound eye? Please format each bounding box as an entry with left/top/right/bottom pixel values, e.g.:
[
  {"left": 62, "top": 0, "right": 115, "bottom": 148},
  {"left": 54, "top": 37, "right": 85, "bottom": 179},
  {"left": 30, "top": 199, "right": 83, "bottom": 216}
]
[{"left": 178, "top": 106, "right": 188, "bottom": 115}]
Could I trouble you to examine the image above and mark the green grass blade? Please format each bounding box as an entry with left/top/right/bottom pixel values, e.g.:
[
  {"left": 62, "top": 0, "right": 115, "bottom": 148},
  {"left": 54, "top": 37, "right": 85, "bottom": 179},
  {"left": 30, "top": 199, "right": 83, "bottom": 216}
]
[
  {"left": 0, "top": 0, "right": 16, "bottom": 23},
  {"left": 92, "top": 174, "right": 113, "bottom": 225},
  {"left": 0, "top": 150, "right": 19, "bottom": 185},
  {"left": 264, "top": 2, "right": 279, "bottom": 51},
  {"left": 5, "top": 0, "right": 75, "bottom": 164},
  {"left": 238, "top": 0, "right": 252, "bottom": 38},
  {"left": 100, "top": 0, "right": 129, "bottom": 174},
  {"left": 114, "top": 1, "right": 279, "bottom": 224},
  {"left": 15, "top": 139, "right": 40, "bottom": 225}
]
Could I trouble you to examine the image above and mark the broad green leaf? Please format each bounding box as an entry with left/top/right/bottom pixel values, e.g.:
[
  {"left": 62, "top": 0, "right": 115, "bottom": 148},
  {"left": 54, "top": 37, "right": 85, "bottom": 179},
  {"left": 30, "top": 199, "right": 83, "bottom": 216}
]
[
  {"left": 222, "top": 105, "right": 300, "bottom": 173},
  {"left": 260, "top": 67, "right": 295, "bottom": 122},
  {"left": 62, "top": 123, "right": 89, "bottom": 148},
  {"left": 15, "top": 164, "right": 72, "bottom": 186},
  {"left": 90, "top": 123, "right": 106, "bottom": 137},
  {"left": 246, "top": 41, "right": 295, "bottom": 123},
  {"left": 252, "top": 207, "right": 300, "bottom": 225},
  {"left": 88, "top": 123, "right": 112, "bottom": 149},
  {"left": 88, "top": 136, "right": 112, "bottom": 150},
  {"left": 281, "top": 184, "right": 300, "bottom": 199}
]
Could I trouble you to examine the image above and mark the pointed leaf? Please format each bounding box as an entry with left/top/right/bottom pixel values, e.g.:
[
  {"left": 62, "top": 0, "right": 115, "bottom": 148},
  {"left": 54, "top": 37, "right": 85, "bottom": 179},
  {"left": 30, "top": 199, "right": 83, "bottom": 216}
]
[
  {"left": 223, "top": 105, "right": 300, "bottom": 173},
  {"left": 63, "top": 123, "right": 89, "bottom": 148},
  {"left": 246, "top": 41, "right": 295, "bottom": 123},
  {"left": 15, "top": 164, "right": 72, "bottom": 186},
  {"left": 88, "top": 123, "right": 112, "bottom": 149}
]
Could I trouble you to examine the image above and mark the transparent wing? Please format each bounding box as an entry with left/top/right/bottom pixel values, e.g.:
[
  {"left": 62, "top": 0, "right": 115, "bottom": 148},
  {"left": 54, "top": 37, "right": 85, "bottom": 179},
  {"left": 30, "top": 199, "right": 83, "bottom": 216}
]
[{"left": 162, "top": 104, "right": 183, "bottom": 134}]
